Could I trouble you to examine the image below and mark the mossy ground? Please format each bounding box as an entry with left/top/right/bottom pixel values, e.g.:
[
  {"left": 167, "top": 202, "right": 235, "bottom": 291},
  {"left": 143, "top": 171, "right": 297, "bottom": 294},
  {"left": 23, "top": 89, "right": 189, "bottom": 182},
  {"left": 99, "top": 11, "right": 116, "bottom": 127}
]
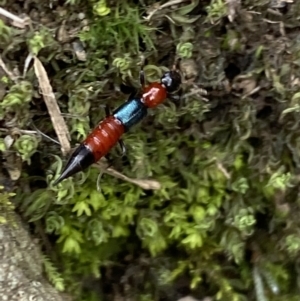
[{"left": 1, "top": 0, "right": 300, "bottom": 301}]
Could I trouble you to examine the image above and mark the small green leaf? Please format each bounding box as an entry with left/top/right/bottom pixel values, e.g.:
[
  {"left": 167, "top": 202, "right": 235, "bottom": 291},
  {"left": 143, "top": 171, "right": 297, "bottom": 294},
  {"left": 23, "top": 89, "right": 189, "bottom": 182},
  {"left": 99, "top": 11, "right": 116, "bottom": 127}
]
[
  {"left": 112, "top": 224, "right": 130, "bottom": 237},
  {"left": 182, "top": 232, "right": 203, "bottom": 249},
  {"left": 72, "top": 201, "right": 92, "bottom": 216},
  {"left": 62, "top": 236, "right": 81, "bottom": 254},
  {"left": 190, "top": 205, "right": 206, "bottom": 222},
  {"left": 88, "top": 190, "right": 106, "bottom": 211},
  {"left": 190, "top": 275, "right": 202, "bottom": 289}
]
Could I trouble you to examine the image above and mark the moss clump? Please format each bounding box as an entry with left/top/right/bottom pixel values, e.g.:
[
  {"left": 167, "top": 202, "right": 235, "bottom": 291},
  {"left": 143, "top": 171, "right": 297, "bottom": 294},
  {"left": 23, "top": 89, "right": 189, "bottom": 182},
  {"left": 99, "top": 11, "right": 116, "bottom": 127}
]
[{"left": 2, "top": 0, "right": 300, "bottom": 301}]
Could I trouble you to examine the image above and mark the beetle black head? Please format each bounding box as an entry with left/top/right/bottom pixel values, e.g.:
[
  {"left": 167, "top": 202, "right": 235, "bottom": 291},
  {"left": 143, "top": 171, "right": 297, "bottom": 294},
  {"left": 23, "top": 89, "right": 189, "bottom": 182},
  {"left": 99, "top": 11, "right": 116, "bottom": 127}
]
[{"left": 160, "top": 70, "right": 182, "bottom": 94}]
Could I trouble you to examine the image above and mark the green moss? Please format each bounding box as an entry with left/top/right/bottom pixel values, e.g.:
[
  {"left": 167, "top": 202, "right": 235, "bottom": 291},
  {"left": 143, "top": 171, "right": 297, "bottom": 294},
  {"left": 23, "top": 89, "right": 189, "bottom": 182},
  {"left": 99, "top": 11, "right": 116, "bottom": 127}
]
[
  {"left": 79, "top": 1, "right": 155, "bottom": 56},
  {"left": 2, "top": 0, "right": 300, "bottom": 300}
]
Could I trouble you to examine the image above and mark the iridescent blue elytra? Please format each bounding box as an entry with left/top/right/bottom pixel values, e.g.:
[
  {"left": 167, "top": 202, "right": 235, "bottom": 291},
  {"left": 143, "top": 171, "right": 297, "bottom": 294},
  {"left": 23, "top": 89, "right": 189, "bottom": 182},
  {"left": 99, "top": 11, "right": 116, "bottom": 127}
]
[{"left": 113, "top": 98, "right": 147, "bottom": 131}]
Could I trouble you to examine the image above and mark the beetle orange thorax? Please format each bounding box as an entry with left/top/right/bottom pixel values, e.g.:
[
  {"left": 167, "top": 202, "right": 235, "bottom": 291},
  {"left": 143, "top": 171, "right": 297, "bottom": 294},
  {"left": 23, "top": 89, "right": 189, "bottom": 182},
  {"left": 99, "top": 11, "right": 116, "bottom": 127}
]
[{"left": 142, "top": 82, "right": 167, "bottom": 108}]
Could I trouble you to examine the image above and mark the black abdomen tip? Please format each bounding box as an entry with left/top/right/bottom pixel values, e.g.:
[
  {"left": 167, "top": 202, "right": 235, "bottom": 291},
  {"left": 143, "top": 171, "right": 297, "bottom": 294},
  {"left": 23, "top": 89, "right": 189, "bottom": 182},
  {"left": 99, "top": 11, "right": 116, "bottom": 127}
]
[{"left": 53, "top": 144, "right": 95, "bottom": 185}]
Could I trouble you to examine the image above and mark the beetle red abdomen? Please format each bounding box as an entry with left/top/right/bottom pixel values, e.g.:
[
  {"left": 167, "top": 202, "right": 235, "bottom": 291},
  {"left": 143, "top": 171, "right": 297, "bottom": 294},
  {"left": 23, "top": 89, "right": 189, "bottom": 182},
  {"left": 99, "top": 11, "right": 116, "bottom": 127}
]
[{"left": 84, "top": 116, "right": 125, "bottom": 161}]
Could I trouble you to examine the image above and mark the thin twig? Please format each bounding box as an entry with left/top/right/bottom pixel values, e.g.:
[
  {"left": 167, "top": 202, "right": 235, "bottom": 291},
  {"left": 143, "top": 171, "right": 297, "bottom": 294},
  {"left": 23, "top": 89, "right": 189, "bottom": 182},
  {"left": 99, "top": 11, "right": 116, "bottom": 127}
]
[
  {"left": 0, "top": 126, "right": 60, "bottom": 145},
  {"left": 0, "top": 55, "right": 19, "bottom": 82},
  {"left": 30, "top": 122, "right": 61, "bottom": 145},
  {"left": 216, "top": 161, "right": 231, "bottom": 179},
  {"left": 23, "top": 53, "right": 34, "bottom": 77},
  {"left": 0, "top": 7, "right": 31, "bottom": 28},
  {"left": 33, "top": 56, "right": 71, "bottom": 155},
  {"left": 144, "top": 0, "right": 188, "bottom": 21},
  {"left": 0, "top": 128, "right": 37, "bottom": 135},
  {"left": 95, "top": 161, "right": 161, "bottom": 190}
]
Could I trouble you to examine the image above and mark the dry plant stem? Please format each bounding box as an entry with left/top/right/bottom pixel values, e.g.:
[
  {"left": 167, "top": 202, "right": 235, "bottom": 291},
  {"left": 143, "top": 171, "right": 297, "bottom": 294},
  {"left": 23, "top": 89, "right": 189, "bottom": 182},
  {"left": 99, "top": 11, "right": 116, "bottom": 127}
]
[
  {"left": 30, "top": 121, "right": 61, "bottom": 145},
  {"left": 0, "top": 55, "right": 19, "bottom": 82},
  {"left": 0, "top": 128, "right": 37, "bottom": 135},
  {"left": 216, "top": 161, "right": 231, "bottom": 179},
  {"left": 23, "top": 53, "right": 34, "bottom": 77},
  {"left": 145, "top": 0, "right": 188, "bottom": 21},
  {"left": 95, "top": 161, "right": 161, "bottom": 190},
  {"left": 33, "top": 56, "right": 71, "bottom": 155},
  {"left": 0, "top": 7, "right": 24, "bottom": 23},
  {"left": 226, "top": 0, "right": 241, "bottom": 22},
  {"left": 0, "top": 7, "right": 30, "bottom": 28}
]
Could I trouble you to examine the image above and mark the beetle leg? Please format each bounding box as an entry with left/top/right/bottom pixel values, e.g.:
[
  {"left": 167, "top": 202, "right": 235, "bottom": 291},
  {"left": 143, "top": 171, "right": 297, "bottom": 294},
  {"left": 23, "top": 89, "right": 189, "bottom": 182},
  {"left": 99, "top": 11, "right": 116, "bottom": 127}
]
[
  {"left": 173, "top": 57, "right": 182, "bottom": 72},
  {"left": 139, "top": 68, "right": 145, "bottom": 88},
  {"left": 168, "top": 84, "right": 182, "bottom": 102},
  {"left": 118, "top": 139, "right": 126, "bottom": 157},
  {"left": 139, "top": 56, "right": 146, "bottom": 88},
  {"left": 105, "top": 104, "right": 111, "bottom": 117},
  {"left": 127, "top": 89, "right": 138, "bottom": 102}
]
